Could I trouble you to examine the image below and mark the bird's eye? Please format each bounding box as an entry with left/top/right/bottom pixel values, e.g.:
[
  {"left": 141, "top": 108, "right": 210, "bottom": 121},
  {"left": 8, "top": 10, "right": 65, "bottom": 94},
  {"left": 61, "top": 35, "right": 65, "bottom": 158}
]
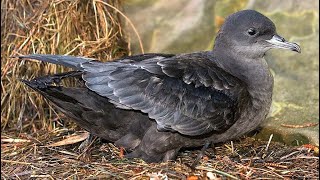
[{"left": 247, "top": 28, "right": 257, "bottom": 36}]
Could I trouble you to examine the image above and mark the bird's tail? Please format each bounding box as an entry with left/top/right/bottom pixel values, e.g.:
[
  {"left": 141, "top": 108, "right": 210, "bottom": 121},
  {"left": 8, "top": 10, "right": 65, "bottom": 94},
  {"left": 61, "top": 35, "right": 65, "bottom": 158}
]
[
  {"left": 21, "top": 71, "right": 83, "bottom": 91},
  {"left": 18, "top": 54, "right": 94, "bottom": 70}
]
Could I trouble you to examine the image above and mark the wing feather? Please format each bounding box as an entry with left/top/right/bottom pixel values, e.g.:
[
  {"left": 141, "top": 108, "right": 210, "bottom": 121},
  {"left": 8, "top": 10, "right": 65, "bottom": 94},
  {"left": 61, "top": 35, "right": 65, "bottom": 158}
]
[{"left": 81, "top": 53, "right": 247, "bottom": 136}]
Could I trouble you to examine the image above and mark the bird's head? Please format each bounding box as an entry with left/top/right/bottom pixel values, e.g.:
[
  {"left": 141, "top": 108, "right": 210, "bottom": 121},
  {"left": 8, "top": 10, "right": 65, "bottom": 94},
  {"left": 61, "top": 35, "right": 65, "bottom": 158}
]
[{"left": 213, "top": 10, "right": 301, "bottom": 59}]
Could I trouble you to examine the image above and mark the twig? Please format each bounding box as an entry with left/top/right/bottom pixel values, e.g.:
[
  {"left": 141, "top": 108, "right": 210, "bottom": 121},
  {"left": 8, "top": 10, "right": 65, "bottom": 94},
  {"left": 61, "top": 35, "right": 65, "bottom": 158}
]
[
  {"left": 281, "top": 123, "right": 319, "bottom": 128},
  {"left": 231, "top": 141, "right": 234, "bottom": 154},
  {"left": 1, "top": 159, "right": 32, "bottom": 165},
  {"left": 280, "top": 151, "right": 300, "bottom": 160},
  {"left": 265, "top": 134, "right": 273, "bottom": 152},
  {"left": 264, "top": 163, "right": 288, "bottom": 168},
  {"left": 196, "top": 166, "right": 239, "bottom": 179}
]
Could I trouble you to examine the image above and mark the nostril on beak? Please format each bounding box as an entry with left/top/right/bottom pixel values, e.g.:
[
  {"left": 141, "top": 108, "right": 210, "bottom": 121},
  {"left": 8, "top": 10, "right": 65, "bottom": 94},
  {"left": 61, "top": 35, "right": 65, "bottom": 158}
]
[{"left": 273, "top": 34, "right": 286, "bottom": 42}]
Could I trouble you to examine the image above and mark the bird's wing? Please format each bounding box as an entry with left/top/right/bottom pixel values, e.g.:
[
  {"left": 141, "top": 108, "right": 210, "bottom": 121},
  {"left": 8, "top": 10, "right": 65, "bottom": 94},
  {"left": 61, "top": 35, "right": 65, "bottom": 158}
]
[
  {"left": 115, "top": 53, "right": 175, "bottom": 62},
  {"left": 81, "top": 52, "right": 248, "bottom": 136}
]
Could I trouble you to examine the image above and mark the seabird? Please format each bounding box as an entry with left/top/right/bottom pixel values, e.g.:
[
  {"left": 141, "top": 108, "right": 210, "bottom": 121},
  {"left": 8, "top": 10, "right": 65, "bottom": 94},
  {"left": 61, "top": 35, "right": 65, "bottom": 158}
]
[{"left": 20, "top": 10, "right": 301, "bottom": 162}]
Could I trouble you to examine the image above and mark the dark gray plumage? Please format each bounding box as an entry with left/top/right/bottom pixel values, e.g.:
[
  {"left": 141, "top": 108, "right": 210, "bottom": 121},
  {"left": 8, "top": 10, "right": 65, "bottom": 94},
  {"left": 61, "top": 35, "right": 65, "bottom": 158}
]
[{"left": 20, "top": 10, "right": 301, "bottom": 162}]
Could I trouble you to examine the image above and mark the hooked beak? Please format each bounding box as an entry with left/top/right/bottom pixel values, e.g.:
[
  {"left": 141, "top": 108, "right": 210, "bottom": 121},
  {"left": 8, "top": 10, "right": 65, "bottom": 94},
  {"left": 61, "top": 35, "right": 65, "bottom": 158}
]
[{"left": 266, "top": 34, "right": 301, "bottom": 53}]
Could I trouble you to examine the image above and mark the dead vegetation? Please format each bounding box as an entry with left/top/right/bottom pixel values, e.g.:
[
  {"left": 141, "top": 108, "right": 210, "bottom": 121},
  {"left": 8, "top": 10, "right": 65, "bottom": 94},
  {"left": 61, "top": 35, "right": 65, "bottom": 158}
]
[
  {"left": 1, "top": 0, "right": 318, "bottom": 179},
  {"left": 1, "top": 0, "right": 129, "bottom": 131},
  {"left": 1, "top": 131, "right": 319, "bottom": 179}
]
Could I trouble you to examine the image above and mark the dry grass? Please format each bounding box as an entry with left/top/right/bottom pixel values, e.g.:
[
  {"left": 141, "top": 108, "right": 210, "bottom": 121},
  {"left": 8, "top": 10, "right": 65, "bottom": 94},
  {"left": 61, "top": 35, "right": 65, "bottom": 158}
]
[
  {"left": 1, "top": 0, "right": 129, "bottom": 132},
  {"left": 1, "top": 131, "right": 318, "bottom": 179}
]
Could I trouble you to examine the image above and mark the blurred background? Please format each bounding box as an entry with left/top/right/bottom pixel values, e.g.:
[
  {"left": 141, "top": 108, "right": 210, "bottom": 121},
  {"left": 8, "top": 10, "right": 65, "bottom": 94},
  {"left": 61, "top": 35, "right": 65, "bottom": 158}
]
[{"left": 1, "top": 0, "right": 319, "bottom": 146}]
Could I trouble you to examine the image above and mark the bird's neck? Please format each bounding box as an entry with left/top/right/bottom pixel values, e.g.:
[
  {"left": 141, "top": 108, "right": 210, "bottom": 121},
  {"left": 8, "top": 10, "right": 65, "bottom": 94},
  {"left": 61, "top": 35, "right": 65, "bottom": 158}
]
[
  {"left": 211, "top": 44, "right": 273, "bottom": 90},
  {"left": 210, "top": 47, "right": 274, "bottom": 108}
]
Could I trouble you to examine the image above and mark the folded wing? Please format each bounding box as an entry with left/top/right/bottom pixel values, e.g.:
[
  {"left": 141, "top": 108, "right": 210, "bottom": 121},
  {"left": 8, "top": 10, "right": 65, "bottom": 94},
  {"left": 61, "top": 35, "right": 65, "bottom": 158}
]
[{"left": 82, "top": 53, "right": 248, "bottom": 136}]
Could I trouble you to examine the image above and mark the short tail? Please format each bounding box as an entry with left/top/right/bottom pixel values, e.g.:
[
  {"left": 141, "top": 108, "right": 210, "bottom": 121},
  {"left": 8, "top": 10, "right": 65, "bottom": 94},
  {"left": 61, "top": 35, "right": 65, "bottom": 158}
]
[{"left": 18, "top": 54, "right": 94, "bottom": 70}]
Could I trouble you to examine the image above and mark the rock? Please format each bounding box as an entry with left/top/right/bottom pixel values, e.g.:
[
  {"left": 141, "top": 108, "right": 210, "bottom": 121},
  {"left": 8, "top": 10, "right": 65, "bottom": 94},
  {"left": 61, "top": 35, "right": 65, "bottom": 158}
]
[{"left": 123, "top": 0, "right": 215, "bottom": 54}]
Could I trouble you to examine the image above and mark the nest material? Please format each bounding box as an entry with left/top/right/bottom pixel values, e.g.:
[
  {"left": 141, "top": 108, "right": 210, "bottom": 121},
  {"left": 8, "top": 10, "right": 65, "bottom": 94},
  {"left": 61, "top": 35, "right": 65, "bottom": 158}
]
[
  {"left": 1, "top": 131, "right": 319, "bottom": 179},
  {"left": 1, "top": 0, "right": 129, "bottom": 131}
]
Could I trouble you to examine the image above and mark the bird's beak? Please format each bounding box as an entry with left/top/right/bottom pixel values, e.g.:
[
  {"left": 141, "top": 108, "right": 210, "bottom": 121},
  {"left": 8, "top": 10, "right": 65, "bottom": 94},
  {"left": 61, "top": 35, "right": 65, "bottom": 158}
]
[{"left": 266, "top": 34, "right": 301, "bottom": 53}]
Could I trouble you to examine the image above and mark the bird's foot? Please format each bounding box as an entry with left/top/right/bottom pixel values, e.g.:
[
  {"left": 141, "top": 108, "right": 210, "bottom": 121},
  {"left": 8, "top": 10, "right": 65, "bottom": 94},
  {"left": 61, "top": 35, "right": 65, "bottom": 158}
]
[
  {"left": 189, "top": 141, "right": 212, "bottom": 170},
  {"left": 78, "top": 133, "right": 94, "bottom": 152}
]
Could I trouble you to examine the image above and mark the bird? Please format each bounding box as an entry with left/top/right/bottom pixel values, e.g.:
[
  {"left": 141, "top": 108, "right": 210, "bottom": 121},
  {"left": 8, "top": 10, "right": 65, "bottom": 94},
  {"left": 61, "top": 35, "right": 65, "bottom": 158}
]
[{"left": 19, "top": 10, "right": 301, "bottom": 163}]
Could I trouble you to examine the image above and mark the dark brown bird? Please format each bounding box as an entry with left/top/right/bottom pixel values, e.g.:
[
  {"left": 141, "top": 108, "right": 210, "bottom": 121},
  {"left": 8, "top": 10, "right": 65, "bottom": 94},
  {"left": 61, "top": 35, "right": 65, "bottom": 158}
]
[{"left": 20, "top": 10, "right": 301, "bottom": 163}]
